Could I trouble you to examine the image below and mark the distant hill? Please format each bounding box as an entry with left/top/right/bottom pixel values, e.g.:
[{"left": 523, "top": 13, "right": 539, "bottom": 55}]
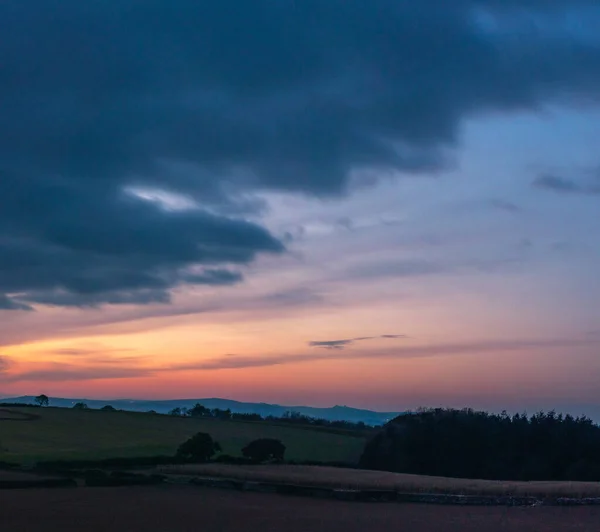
[{"left": 1, "top": 396, "right": 400, "bottom": 426}]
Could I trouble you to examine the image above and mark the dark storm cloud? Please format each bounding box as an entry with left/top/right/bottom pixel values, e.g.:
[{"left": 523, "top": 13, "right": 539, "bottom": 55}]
[
  {"left": 0, "top": 294, "right": 33, "bottom": 311},
  {"left": 533, "top": 174, "right": 600, "bottom": 195},
  {"left": 0, "top": 205, "right": 281, "bottom": 307},
  {"left": 1, "top": 1, "right": 600, "bottom": 309}
]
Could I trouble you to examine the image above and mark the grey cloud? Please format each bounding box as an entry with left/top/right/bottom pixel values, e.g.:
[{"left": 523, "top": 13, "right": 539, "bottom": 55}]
[
  {"left": 345, "top": 254, "right": 531, "bottom": 281},
  {"left": 182, "top": 269, "right": 243, "bottom": 286},
  {"left": 309, "top": 340, "right": 354, "bottom": 350},
  {"left": 0, "top": 214, "right": 280, "bottom": 308},
  {"left": 309, "top": 335, "right": 407, "bottom": 349},
  {"left": 0, "top": 294, "right": 33, "bottom": 311},
  {"left": 347, "top": 259, "right": 450, "bottom": 280},
  {"left": 533, "top": 174, "right": 600, "bottom": 195},
  {"left": 261, "top": 287, "right": 324, "bottom": 307},
  {"left": 489, "top": 199, "right": 522, "bottom": 213},
  {"left": 336, "top": 218, "right": 354, "bottom": 232},
  {"left": 1, "top": 1, "right": 600, "bottom": 308}
]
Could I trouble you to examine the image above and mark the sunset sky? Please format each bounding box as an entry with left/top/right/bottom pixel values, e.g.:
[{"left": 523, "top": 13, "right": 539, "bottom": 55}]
[{"left": 1, "top": 1, "right": 600, "bottom": 417}]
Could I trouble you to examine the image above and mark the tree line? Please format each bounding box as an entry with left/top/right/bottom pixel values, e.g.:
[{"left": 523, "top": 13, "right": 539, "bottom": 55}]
[
  {"left": 11, "top": 397, "right": 371, "bottom": 432},
  {"left": 169, "top": 403, "right": 371, "bottom": 431},
  {"left": 360, "top": 408, "right": 600, "bottom": 481}
]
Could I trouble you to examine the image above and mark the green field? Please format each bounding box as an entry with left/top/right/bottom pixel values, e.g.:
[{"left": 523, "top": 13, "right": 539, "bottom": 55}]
[{"left": 0, "top": 407, "right": 366, "bottom": 464}]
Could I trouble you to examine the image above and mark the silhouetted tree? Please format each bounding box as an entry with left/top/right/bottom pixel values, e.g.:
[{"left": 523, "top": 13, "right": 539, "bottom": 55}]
[
  {"left": 101, "top": 405, "right": 116, "bottom": 411},
  {"left": 176, "top": 432, "right": 221, "bottom": 462},
  {"left": 169, "top": 407, "right": 182, "bottom": 416},
  {"left": 188, "top": 403, "right": 211, "bottom": 418},
  {"left": 242, "top": 438, "right": 286, "bottom": 463},
  {"left": 34, "top": 394, "right": 49, "bottom": 407},
  {"left": 211, "top": 408, "right": 232, "bottom": 420},
  {"left": 72, "top": 402, "right": 89, "bottom": 410}
]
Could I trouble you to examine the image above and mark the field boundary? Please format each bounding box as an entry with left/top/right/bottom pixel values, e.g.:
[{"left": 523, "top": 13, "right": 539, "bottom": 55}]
[{"left": 181, "top": 475, "right": 600, "bottom": 506}]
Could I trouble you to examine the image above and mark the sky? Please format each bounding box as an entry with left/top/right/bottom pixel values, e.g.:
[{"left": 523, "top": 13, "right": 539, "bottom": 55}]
[{"left": 1, "top": 1, "right": 600, "bottom": 417}]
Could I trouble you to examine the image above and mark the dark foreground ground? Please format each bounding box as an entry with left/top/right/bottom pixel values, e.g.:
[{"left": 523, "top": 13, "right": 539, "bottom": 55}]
[{"left": 2, "top": 485, "right": 599, "bottom": 532}]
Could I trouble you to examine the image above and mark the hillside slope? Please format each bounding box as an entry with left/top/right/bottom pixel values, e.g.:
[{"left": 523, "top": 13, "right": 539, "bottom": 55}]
[{"left": 0, "top": 406, "right": 366, "bottom": 464}]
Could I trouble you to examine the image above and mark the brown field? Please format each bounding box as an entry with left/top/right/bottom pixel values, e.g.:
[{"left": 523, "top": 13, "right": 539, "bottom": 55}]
[
  {"left": 1, "top": 485, "right": 599, "bottom": 532},
  {"left": 160, "top": 464, "right": 600, "bottom": 498}
]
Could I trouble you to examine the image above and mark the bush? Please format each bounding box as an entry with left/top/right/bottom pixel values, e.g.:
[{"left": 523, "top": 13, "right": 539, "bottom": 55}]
[
  {"left": 242, "top": 438, "right": 286, "bottom": 463},
  {"left": 100, "top": 405, "right": 116, "bottom": 411},
  {"left": 72, "top": 402, "right": 89, "bottom": 410},
  {"left": 176, "top": 432, "right": 221, "bottom": 462}
]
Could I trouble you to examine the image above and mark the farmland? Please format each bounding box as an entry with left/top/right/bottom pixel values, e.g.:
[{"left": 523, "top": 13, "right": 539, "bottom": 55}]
[
  {"left": 162, "top": 463, "right": 600, "bottom": 499},
  {"left": 0, "top": 406, "right": 365, "bottom": 464},
  {"left": 2, "top": 485, "right": 599, "bottom": 532}
]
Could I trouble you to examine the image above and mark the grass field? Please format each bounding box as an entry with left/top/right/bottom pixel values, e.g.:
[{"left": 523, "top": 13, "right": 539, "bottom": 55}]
[
  {"left": 161, "top": 464, "right": 600, "bottom": 498},
  {"left": 0, "top": 407, "right": 366, "bottom": 464}
]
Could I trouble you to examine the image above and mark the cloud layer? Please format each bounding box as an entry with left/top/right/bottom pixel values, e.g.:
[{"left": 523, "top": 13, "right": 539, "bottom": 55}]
[
  {"left": 5, "top": 336, "right": 596, "bottom": 383},
  {"left": 309, "top": 335, "right": 408, "bottom": 350},
  {"left": 2, "top": 1, "right": 600, "bottom": 308}
]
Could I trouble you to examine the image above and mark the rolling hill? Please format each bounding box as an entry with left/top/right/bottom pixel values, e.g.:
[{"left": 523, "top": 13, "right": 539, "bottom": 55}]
[{"left": 1, "top": 396, "right": 400, "bottom": 426}]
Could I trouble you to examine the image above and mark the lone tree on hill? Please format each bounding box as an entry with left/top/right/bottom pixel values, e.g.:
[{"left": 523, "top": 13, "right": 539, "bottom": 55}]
[
  {"left": 72, "top": 402, "right": 89, "bottom": 410},
  {"left": 242, "top": 438, "right": 286, "bottom": 463},
  {"left": 34, "top": 394, "right": 49, "bottom": 407},
  {"left": 176, "top": 432, "right": 221, "bottom": 462}
]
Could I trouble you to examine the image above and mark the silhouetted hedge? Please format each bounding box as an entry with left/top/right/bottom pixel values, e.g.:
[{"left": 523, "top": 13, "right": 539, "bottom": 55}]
[{"left": 360, "top": 408, "right": 600, "bottom": 481}]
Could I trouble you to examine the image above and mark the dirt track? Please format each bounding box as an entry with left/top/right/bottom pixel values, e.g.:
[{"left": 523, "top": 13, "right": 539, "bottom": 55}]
[{"left": 2, "top": 485, "right": 599, "bottom": 531}]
